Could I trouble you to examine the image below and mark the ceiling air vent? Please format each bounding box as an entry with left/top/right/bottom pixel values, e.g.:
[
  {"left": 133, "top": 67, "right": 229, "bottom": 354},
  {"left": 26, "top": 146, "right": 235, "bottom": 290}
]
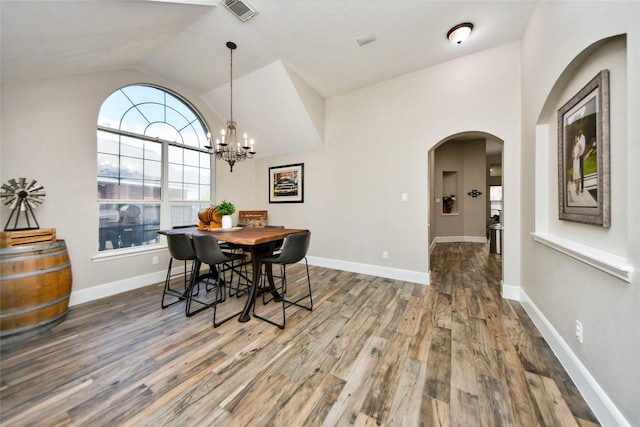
[{"left": 221, "top": 0, "right": 258, "bottom": 22}]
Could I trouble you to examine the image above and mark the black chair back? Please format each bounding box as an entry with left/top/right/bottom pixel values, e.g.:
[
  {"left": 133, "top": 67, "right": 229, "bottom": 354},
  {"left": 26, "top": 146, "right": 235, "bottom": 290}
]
[
  {"left": 276, "top": 232, "right": 310, "bottom": 265},
  {"left": 166, "top": 233, "right": 196, "bottom": 261},
  {"left": 192, "top": 234, "right": 229, "bottom": 266}
]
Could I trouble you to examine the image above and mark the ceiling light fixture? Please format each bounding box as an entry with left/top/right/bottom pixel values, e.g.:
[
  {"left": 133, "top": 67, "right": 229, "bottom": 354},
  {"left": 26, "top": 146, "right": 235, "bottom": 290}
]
[
  {"left": 206, "top": 41, "right": 255, "bottom": 172},
  {"left": 447, "top": 22, "right": 473, "bottom": 45}
]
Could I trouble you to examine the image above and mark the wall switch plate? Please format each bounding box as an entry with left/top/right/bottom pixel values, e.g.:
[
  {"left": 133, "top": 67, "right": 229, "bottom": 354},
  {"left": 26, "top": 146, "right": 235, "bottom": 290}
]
[
  {"left": 382, "top": 251, "right": 389, "bottom": 259},
  {"left": 575, "top": 320, "right": 583, "bottom": 343},
  {"left": 152, "top": 256, "right": 159, "bottom": 265},
  {"left": 401, "top": 193, "right": 408, "bottom": 201}
]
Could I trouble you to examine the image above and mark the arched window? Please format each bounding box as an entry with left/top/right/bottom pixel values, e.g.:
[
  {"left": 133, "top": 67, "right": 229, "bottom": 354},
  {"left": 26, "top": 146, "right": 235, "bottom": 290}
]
[{"left": 97, "top": 84, "right": 212, "bottom": 252}]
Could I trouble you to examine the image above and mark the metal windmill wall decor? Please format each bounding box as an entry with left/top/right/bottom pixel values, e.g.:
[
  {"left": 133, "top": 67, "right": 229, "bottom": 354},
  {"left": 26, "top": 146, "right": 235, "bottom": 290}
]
[{"left": 1, "top": 178, "right": 46, "bottom": 231}]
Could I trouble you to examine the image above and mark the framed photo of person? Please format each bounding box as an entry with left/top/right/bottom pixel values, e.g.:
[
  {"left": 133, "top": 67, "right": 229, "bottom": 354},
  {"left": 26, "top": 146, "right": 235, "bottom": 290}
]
[
  {"left": 557, "top": 70, "right": 610, "bottom": 227},
  {"left": 269, "top": 163, "right": 304, "bottom": 203}
]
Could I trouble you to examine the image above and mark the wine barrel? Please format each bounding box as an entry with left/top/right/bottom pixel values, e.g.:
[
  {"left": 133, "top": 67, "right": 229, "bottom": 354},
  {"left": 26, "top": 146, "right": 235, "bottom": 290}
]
[
  {"left": 198, "top": 206, "right": 222, "bottom": 228},
  {"left": 0, "top": 240, "right": 72, "bottom": 343}
]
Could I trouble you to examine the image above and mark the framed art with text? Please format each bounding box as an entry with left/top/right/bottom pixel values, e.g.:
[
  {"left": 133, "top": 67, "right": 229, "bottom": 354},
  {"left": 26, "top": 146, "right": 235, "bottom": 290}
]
[
  {"left": 269, "top": 163, "right": 304, "bottom": 203},
  {"left": 557, "top": 69, "right": 610, "bottom": 227}
]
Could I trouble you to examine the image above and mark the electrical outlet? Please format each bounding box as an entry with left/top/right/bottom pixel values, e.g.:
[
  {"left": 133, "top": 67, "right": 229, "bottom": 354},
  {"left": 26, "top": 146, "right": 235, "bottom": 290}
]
[
  {"left": 575, "top": 320, "right": 583, "bottom": 343},
  {"left": 152, "top": 255, "right": 159, "bottom": 265},
  {"left": 382, "top": 251, "right": 389, "bottom": 259}
]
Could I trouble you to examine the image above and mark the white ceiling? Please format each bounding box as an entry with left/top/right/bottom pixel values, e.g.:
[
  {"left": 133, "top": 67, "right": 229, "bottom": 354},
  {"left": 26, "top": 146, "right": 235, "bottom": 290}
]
[{"left": 1, "top": 0, "right": 528, "bottom": 156}]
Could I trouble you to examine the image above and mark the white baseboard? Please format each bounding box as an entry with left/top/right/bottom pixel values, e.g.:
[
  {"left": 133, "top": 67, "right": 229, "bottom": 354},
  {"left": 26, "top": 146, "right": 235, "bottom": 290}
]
[
  {"left": 434, "top": 236, "right": 488, "bottom": 244},
  {"left": 519, "top": 289, "right": 630, "bottom": 427},
  {"left": 69, "top": 257, "right": 430, "bottom": 307},
  {"left": 69, "top": 270, "right": 167, "bottom": 307},
  {"left": 305, "top": 256, "right": 430, "bottom": 285},
  {"left": 500, "top": 280, "right": 521, "bottom": 300}
]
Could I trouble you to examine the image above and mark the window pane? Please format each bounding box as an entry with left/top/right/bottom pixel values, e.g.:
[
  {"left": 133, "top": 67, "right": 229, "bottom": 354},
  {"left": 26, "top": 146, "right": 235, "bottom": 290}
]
[
  {"left": 120, "top": 156, "right": 143, "bottom": 179},
  {"left": 200, "top": 166, "right": 210, "bottom": 184},
  {"left": 168, "top": 145, "right": 183, "bottom": 164},
  {"left": 166, "top": 107, "right": 190, "bottom": 131},
  {"left": 122, "top": 85, "right": 164, "bottom": 106},
  {"left": 119, "top": 179, "right": 144, "bottom": 199},
  {"left": 170, "top": 202, "right": 209, "bottom": 228},
  {"left": 143, "top": 181, "right": 161, "bottom": 200},
  {"left": 98, "top": 178, "right": 119, "bottom": 200},
  {"left": 120, "top": 136, "right": 144, "bottom": 158},
  {"left": 137, "top": 102, "right": 165, "bottom": 126},
  {"left": 168, "top": 185, "right": 183, "bottom": 201},
  {"left": 168, "top": 163, "right": 183, "bottom": 183},
  {"left": 98, "top": 90, "right": 132, "bottom": 129},
  {"left": 98, "top": 203, "right": 161, "bottom": 251},
  {"left": 184, "top": 166, "right": 199, "bottom": 184},
  {"left": 199, "top": 185, "right": 211, "bottom": 201},
  {"left": 144, "top": 140, "right": 161, "bottom": 161},
  {"left": 97, "top": 153, "right": 119, "bottom": 178},
  {"left": 144, "top": 159, "right": 161, "bottom": 181},
  {"left": 183, "top": 183, "right": 199, "bottom": 201},
  {"left": 184, "top": 149, "right": 199, "bottom": 167},
  {"left": 97, "top": 131, "right": 120, "bottom": 154},
  {"left": 120, "top": 107, "right": 150, "bottom": 134}
]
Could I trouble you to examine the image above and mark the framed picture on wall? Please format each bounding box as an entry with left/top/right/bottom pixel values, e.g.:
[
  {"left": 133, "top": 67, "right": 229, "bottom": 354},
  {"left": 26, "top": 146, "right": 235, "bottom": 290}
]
[
  {"left": 557, "top": 69, "right": 610, "bottom": 227},
  {"left": 269, "top": 163, "right": 304, "bottom": 203}
]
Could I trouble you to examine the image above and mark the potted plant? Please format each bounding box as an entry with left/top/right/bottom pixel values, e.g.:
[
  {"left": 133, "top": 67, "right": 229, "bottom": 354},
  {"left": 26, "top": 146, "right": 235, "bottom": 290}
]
[
  {"left": 443, "top": 195, "right": 456, "bottom": 213},
  {"left": 215, "top": 200, "right": 236, "bottom": 229}
]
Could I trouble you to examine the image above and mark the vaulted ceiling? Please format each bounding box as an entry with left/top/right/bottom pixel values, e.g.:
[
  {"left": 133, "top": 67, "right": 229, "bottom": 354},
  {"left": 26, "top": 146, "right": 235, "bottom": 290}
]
[{"left": 1, "top": 0, "right": 533, "bottom": 157}]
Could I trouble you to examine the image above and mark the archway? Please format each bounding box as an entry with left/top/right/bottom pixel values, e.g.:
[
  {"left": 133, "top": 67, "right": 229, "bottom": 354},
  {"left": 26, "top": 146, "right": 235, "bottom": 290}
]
[{"left": 427, "top": 131, "right": 504, "bottom": 283}]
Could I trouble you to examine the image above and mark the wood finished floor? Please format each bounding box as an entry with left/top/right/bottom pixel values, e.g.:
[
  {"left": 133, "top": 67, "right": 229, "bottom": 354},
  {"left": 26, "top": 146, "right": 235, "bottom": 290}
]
[{"left": 0, "top": 243, "right": 599, "bottom": 426}]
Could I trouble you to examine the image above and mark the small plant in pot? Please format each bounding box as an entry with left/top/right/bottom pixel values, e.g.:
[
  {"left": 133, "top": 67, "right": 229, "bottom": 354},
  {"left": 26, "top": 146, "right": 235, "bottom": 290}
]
[
  {"left": 215, "top": 200, "right": 235, "bottom": 229},
  {"left": 443, "top": 195, "right": 456, "bottom": 213}
]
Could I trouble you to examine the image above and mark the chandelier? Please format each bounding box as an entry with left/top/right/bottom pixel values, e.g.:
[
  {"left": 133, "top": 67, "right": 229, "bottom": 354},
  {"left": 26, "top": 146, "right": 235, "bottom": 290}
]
[{"left": 206, "top": 41, "right": 256, "bottom": 172}]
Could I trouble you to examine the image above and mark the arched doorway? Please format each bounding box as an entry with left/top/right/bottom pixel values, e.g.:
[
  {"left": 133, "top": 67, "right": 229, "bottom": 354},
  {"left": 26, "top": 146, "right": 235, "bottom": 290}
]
[{"left": 427, "top": 131, "right": 504, "bottom": 283}]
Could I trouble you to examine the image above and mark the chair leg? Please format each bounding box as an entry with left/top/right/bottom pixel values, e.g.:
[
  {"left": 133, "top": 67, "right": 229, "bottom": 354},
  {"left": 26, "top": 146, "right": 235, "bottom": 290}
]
[
  {"left": 285, "top": 258, "right": 313, "bottom": 312},
  {"left": 161, "top": 257, "right": 187, "bottom": 308},
  {"left": 253, "top": 263, "right": 286, "bottom": 329},
  {"left": 213, "top": 262, "right": 244, "bottom": 327},
  {"left": 253, "top": 259, "right": 313, "bottom": 329},
  {"left": 185, "top": 262, "right": 219, "bottom": 317},
  {"left": 228, "top": 254, "right": 251, "bottom": 298}
]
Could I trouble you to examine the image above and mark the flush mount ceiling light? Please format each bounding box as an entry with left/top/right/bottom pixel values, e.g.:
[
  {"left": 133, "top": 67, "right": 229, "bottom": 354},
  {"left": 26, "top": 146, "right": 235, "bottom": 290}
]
[{"left": 447, "top": 22, "right": 473, "bottom": 44}]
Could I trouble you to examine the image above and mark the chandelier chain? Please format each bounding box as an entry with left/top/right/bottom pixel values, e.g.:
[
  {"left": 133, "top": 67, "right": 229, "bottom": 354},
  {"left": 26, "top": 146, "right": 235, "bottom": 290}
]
[{"left": 229, "top": 45, "right": 233, "bottom": 121}]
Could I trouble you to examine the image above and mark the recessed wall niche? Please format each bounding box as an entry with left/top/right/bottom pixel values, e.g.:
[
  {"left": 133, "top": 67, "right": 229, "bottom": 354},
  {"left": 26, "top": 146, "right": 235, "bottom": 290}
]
[{"left": 442, "top": 170, "right": 458, "bottom": 214}]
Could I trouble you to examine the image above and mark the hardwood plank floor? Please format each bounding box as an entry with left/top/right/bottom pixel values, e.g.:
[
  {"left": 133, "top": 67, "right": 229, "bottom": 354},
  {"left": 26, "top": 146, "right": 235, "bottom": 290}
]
[{"left": 0, "top": 243, "right": 599, "bottom": 426}]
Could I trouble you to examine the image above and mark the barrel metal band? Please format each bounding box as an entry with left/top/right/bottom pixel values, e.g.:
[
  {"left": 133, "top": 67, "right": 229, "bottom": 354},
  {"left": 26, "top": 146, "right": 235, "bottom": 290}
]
[
  {"left": 0, "top": 293, "right": 71, "bottom": 319},
  {"left": 0, "top": 247, "right": 68, "bottom": 263},
  {"left": 0, "top": 262, "right": 71, "bottom": 281},
  {"left": 0, "top": 311, "right": 67, "bottom": 336}
]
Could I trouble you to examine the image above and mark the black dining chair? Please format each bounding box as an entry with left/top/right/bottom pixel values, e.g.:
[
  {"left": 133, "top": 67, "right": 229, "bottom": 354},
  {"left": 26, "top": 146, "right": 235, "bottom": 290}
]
[
  {"left": 265, "top": 225, "right": 285, "bottom": 255},
  {"left": 191, "top": 234, "right": 246, "bottom": 326},
  {"left": 223, "top": 224, "right": 255, "bottom": 298},
  {"left": 162, "top": 233, "right": 198, "bottom": 309},
  {"left": 253, "top": 231, "right": 312, "bottom": 329}
]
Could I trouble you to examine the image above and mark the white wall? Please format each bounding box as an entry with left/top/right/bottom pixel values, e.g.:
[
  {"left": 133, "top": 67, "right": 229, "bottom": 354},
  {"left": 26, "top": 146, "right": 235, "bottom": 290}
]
[
  {"left": 521, "top": 2, "right": 639, "bottom": 425},
  {"left": 248, "top": 42, "right": 522, "bottom": 287}
]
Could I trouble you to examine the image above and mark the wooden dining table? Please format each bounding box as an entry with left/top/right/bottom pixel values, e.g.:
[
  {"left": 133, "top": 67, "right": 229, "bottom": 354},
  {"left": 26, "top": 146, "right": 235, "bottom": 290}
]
[{"left": 159, "top": 226, "right": 309, "bottom": 322}]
